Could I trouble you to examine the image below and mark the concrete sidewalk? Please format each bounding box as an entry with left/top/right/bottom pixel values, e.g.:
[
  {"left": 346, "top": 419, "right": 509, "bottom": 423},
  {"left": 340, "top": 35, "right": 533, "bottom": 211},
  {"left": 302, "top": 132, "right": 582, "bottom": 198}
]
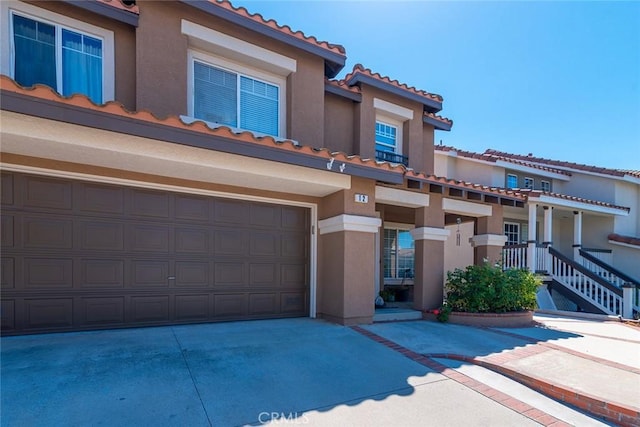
[{"left": 361, "top": 313, "right": 640, "bottom": 426}]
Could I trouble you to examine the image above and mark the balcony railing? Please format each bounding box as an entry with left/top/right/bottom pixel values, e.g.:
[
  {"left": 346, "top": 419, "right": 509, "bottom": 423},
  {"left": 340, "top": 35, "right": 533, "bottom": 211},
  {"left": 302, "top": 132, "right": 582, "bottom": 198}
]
[{"left": 375, "top": 150, "right": 409, "bottom": 166}]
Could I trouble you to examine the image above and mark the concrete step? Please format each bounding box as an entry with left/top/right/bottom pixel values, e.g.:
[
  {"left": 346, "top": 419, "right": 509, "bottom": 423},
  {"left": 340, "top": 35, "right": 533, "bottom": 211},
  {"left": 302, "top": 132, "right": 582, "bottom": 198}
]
[{"left": 373, "top": 308, "right": 422, "bottom": 322}]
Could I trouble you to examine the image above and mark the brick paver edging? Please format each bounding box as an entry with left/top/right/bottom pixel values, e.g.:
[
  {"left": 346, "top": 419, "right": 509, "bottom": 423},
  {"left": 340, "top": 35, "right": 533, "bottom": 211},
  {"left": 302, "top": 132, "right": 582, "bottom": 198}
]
[
  {"left": 351, "top": 326, "right": 571, "bottom": 427},
  {"left": 427, "top": 351, "right": 640, "bottom": 427}
]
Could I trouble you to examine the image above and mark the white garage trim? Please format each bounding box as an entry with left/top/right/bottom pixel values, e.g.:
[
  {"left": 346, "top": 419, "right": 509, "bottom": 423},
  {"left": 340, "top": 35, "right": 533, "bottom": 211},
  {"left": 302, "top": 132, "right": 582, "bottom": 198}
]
[{"left": 0, "top": 162, "right": 319, "bottom": 318}]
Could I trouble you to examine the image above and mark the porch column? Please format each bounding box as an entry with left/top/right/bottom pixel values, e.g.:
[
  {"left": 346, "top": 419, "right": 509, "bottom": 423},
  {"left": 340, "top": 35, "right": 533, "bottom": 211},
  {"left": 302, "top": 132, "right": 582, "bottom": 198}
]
[
  {"left": 472, "top": 204, "right": 506, "bottom": 265},
  {"left": 527, "top": 203, "right": 538, "bottom": 271},
  {"left": 318, "top": 214, "right": 380, "bottom": 325},
  {"left": 543, "top": 206, "right": 553, "bottom": 272},
  {"left": 411, "top": 194, "right": 448, "bottom": 311},
  {"left": 573, "top": 210, "right": 583, "bottom": 260}
]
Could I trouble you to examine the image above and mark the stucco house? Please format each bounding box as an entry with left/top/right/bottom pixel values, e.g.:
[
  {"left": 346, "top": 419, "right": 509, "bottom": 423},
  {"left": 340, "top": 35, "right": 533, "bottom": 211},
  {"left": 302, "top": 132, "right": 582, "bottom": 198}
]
[
  {"left": 1, "top": 0, "right": 533, "bottom": 335},
  {"left": 436, "top": 146, "right": 639, "bottom": 316}
]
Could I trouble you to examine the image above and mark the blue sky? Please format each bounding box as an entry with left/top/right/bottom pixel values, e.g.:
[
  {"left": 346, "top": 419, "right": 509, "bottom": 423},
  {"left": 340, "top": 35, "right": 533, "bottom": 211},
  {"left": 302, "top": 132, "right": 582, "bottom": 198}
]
[{"left": 236, "top": 0, "right": 639, "bottom": 170}]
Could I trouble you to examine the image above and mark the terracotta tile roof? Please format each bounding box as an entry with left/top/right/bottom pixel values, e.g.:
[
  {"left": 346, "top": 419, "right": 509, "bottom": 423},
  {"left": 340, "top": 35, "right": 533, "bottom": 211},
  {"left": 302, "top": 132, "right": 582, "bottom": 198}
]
[
  {"left": 619, "top": 170, "right": 640, "bottom": 178},
  {"left": 608, "top": 233, "right": 640, "bottom": 247},
  {"left": 96, "top": 0, "right": 139, "bottom": 14},
  {"left": 483, "top": 149, "right": 633, "bottom": 178},
  {"left": 344, "top": 64, "right": 443, "bottom": 107},
  {"left": 209, "top": 0, "right": 345, "bottom": 56},
  {"left": 434, "top": 145, "right": 572, "bottom": 176},
  {"left": 521, "top": 189, "right": 630, "bottom": 212},
  {"left": 0, "top": 76, "right": 404, "bottom": 178},
  {"left": 424, "top": 113, "right": 452, "bottom": 127},
  {"left": 404, "top": 170, "right": 527, "bottom": 201},
  {"left": 325, "top": 78, "right": 361, "bottom": 94}
]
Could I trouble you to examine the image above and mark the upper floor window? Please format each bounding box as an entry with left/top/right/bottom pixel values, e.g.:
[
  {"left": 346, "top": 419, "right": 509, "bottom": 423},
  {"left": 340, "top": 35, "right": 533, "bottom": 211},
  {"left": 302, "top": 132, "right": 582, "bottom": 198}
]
[
  {"left": 506, "top": 174, "right": 518, "bottom": 188},
  {"left": 540, "top": 180, "right": 551, "bottom": 192},
  {"left": 188, "top": 51, "right": 285, "bottom": 137},
  {"left": 3, "top": 3, "right": 114, "bottom": 104},
  {"left": 524, "top": 177, "right": 534, "bottom": 189},
  {"left": 375, "top": 121, "right": 398, "bottom": 153}
]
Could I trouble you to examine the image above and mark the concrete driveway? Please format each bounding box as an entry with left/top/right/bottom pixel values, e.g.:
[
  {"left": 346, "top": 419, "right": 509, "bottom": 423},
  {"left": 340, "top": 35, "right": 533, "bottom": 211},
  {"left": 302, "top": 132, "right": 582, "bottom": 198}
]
[{"left": 1, "top": 317, "right": 613, "bottom": 426}]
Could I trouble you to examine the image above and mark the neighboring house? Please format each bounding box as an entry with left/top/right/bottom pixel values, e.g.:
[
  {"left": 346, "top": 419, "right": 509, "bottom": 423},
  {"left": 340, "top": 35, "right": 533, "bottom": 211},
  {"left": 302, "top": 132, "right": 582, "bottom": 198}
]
[
  {"left": 0, "top": 0, "right": 528, "bottom": 335},
  {"left": 436, "top": 145, "right": 640, "bottom": 316}
]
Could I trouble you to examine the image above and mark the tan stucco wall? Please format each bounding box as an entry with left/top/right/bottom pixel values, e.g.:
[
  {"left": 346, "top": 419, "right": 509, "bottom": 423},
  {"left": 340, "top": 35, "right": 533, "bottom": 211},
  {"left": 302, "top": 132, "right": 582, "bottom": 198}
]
[
  {"left": 319, "top": 177, "right": 376, "bottom": 219},
  {"left": 444, "top": 221, "right": 474, "bottom": 278},
  {"left": 323, "top": 93, "right": 355, "bottom": 154},
  {"left": 134, "top": 1, "right": 325, "bottom": 147},
  {"left": 23, "top": 1, "right": 137, "bottom": 110}
]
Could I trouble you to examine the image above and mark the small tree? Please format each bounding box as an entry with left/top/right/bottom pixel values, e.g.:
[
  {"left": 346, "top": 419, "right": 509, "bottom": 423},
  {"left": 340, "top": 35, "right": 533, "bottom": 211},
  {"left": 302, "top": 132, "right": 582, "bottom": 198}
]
[{"left": 438, "top": 262, "right": 541, "bottom": 321}]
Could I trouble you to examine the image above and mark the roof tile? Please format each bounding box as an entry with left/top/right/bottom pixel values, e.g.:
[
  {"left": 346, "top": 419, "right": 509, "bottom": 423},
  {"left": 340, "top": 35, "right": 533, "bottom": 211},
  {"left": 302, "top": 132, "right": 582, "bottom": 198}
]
[
  {"left": 0, "top": 76, "right": 404, "bottom": 176},
  {"left": 522, "top": 189, "right": 630, "bottom": 212},
  {"left": 96, "top": 0, "right": 139, "bottom": 14},
  {"left": 344, "top": 64, "right": 443, "bottom": 103},
  {"left": 209, "top": 0, "right": 346, "bottom": 56},
  {"left": 325, "top": 78, "right": 361, "bottom": 94},
  {"left": 424, "top": 112, "right": 453, "bottom": 127}
]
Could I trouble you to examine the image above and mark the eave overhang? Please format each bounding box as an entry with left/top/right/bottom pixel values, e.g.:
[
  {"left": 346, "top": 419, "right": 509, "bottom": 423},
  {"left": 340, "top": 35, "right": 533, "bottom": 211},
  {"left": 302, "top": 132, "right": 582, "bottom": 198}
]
[
  {"left": 324, "top": 82, "right": 362, "bottom": 102},
  {"left": 179, "top": 0, "right": 346, "bottom": 78},
  {"left": 423, "top": 115, "right": 452, "bottom": 131},
  {"left": 62, "top": 0, "right": 139, "bottom": 26}
]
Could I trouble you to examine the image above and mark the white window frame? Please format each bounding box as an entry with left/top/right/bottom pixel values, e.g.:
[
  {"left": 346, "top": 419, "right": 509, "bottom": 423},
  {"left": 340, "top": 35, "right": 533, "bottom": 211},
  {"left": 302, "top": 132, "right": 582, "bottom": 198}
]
[
  {"left": 540, "top": 180, "right": 551, "bottom": 192},
  {"left": 187, "top": 49, "right": 286, "bottom": 138},
  {"left": 2, "top": 1, "right": 115, "bottom": 102},
  {"left": 506, "top": 174, "right": 518, "bottom": 188},
  {"left": 504, "top": 221, "right": 521, "bottom": 246},
  {"left": 375, "top": 114, "right": 403, "bottom": 155},
  {"left": 383, "top": 223, "right": 415, "bottom": 283},
  {"left": 524, "top": 177, "right": 534, "bottom": 189}
]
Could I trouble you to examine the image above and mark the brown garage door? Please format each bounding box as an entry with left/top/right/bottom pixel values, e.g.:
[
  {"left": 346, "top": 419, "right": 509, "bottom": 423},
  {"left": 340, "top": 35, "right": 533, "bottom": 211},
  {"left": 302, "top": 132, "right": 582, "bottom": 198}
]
[{"left": 1, "top": 172, "right": 310, "bottom": 335}]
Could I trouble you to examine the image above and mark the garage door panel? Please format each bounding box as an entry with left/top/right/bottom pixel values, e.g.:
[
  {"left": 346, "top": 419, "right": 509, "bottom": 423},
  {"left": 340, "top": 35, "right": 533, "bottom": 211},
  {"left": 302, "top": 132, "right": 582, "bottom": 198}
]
[
  {"left": 215, "top": 229, "right": 248, "bottom": 254},
  {"left": 130, "top": 296, "right": 170, "bottom": 323},
  {"left": 1, "top": 172, "right": 310, "bottom": 335},
  {"left": 1, "top": 258, "right": 15, "bottom": 289},
  {"left": 129, "top": 189, "right": 170, "bottom": 219},
  {"left": 78, "top": 183, "right": 124, "bottom": 215},
  {"left": 23, "top": 216, "right": 73, "bottom": 249},
  {"left": 250, "top": 231, "right": 278, "bottom": 256},
  {"left": 175, "top": 294, "right": 209, "bottom": 321},
  {"left": 25, "top": 258, "right": 73, "bottom": 289},
  {"left": 213, "top": 294, "right": 248, "bottom": 317},
  {"left": 1, "top": 215, "right": 14, "bottom": 247},
  {"left": 132, "top": 261, "right": 169, "bottom": 287},
  {"left": 1, "top": 172, "right": 14, "bottom": 205},
  {"left": 80, "top": 297, "right": 125, "bottom": 325},
  {"left": 1, "top": 299, "right": 15, "bottom": 331},
  {"left": 24, "top": 176, "right": 72, "bottom": 210},
  {"left": 80, "top": 221, "right": 125, "bottom": 251},
  {"left": 281, "top": 292, "right": 307, "bottom": 314},
  {"left": 249, "top": 293, "right": 278, "bottom": 315},
  {"left": 214, "top": 199, "right": 249, "bottom": 224},
  {"left": 175, "top": 227, "right": 210, "bottom": 253},
  {"left": 25, "top": 298, "right": 73, "bottom": 328},
  {"left": 281, "top": 206, "right": 308, "bottom": 230},
  {"left": 175, "top": 194, "right": 210, "bottom": 222},
  {"left": 175, "top": 262, "right": 209, "bottom": 287},
  {"left": 129, "top": 224, "right": 170, "bottom": 252},
  {"left": 250, "top": 203, "right": 280, "bottom": 227},
  {"left": 81, "top": 259, "right": 125, "bottom": 288},
  {"left": 249, "top": 263, "right": 278, "bottom": 286},
  {"left": 214, "top": 262, "right": 245, "bottom": 285}
]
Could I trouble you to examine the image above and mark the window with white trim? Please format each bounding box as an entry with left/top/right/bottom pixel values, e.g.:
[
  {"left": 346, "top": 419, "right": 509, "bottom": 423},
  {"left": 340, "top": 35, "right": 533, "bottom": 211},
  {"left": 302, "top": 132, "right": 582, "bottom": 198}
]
[
  {"left": 375, "top": 121, "right": 398, "bottom": 153},
  {"left": 504, "top": 222, "right": 520, "bottom": 246},
  {"left": 540, "top": 180, "right": 551, "bottom": 192},
  {"left": 524, "top": 177, "right": 534, "bottom": 189},
  {"left": 6, "top": 4, "right": 114, "bottom": 104},
  {"left": 189, "top": 52, "right": 284, "bottom": 137},
  {"left": 383, "top": 228, "right": 414, "bottom": 280},
  {"left": 506, "top": 174, "right": 518, "bottom": 188}
]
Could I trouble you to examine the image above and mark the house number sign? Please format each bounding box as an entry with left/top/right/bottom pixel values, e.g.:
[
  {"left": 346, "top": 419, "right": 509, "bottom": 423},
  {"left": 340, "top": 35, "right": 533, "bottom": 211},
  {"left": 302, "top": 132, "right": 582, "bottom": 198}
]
[{"left": 354, "top": 194, "right": 369, "bottom": 204}]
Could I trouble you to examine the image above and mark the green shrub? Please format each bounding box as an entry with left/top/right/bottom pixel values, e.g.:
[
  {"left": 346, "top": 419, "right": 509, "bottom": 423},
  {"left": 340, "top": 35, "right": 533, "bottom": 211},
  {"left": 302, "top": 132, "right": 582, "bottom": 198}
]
[{"left": 442, "top": 262, "right": 541, "bottom": 316}]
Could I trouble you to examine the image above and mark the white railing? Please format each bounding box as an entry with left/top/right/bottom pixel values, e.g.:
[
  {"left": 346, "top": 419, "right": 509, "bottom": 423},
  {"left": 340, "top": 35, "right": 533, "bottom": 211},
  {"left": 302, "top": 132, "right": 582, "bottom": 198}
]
[
  {"left": 536, "top": 245, "right": 548, "bottom": 272},
  {"left": 582, "top": 248, "right": 613, "bottom": 265},
  {"left": 502, "top": 245, "right": 527, "bottom": 270},
  {"left": 580, "top": 257, "right": 627, "bottom": 288},
  {"left": 549, "top": 248, "right": 624, "bottom": 316}
]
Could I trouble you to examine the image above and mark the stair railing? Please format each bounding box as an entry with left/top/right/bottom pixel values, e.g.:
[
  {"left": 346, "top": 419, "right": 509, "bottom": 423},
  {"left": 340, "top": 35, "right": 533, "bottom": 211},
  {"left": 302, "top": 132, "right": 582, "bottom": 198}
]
[
  {"left": 579, "top": 249, "right": 638, "bottom": 289},
  {"left": 549, "top": 247, "right": 625, "bottom": 316}
]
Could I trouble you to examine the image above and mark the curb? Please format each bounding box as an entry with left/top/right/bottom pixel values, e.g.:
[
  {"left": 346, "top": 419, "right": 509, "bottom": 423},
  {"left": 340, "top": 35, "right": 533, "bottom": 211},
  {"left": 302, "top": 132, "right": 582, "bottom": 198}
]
[{"left": 426, "top": 352, "right": 640, "bottom": 427}]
